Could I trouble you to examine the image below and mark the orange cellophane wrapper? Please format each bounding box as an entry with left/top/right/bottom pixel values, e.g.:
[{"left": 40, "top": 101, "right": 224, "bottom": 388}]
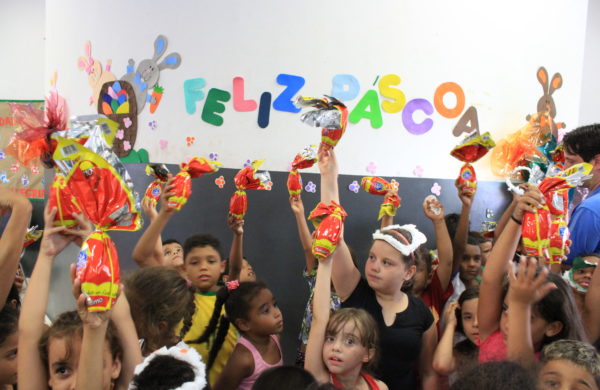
[
  {"left": 548, "top": 218, "right": 569, "bottom": 264},
  {"left": 360, "top": 177, "right": 399, "bottom": 219},
  {"left": 522, "top": 206, "right": 551, "bottom": 257},
  {"left": 490, "top": 113, "right": 552, "bottom": 177},
  {"left": 167, "top": 157, "right": 221, "bottom": 211},
  {"left": 320, "top": 104, "right": 348, "bottom": 150},
  {"left": 287, "top": 170, "right": 302, "bottom": 196},
  {"left": 229, "top": 190, "right": 248, "bottom": 220},
  {"left": 76, "top": 231, "right": 120, "bottom": 311},
  {"left": 308, "top": 201, "right": 348, "bottom": 259},
  {"left": 51, "top": 138, "right": 141, "bottom": 311}
]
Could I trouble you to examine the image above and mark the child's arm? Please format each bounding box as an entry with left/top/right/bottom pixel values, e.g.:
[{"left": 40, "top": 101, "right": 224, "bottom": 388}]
[
  {"left": 0, "top": 190, "right": 32, "bottom": 303},
  {"left": 379, "top": 190, "right": 399, "bottom": 229},
  {"left": 452, "top": 180, "right": 474, "bottom": 273},
  {"left": 212, "top": 344, "right": 254, "bottom": 390},
  {"left": 583, "top": 260, "right": 600, "bottom": 343},
  {"left": 419, "top": 323, "right": 440, "bottom": 390},
  {"left": 494, "top": 194, "right": 519, "bottom": 243},
  {"left": 423, "top": 197, "right": 453, "bottom": 291},
  {"left": 227, "top": 214, "right": 244, "bottom": 281},
  {"left": 432, "top": 302, "right": 459, "bottom": 375},
  {"left": 289, "top": 194, "right": 317, "bottom": 272},
  {"left": 304, "top": 256, "right": 333, "bottom": 383},
  {"left": 506, "top": 257, "right": 556, "bottom": 367},
  {"left": 109, "top": 291, "right": 142, "bottom": 390},
  {"left": 132, "top": 177, "right": 176, "bottom": 268},
  {"left": 18, "top": 207, "right": 87, "bottom": 389},
  {"left": 478, "top": 186, "right": 544, "bottom": 341},
  {"left": 318, "top": 148, "right": 360, "bottom": 301}
]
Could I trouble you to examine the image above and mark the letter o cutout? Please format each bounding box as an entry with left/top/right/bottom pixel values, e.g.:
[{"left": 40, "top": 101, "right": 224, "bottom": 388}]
[{"left": 433, "top": 82, "right": 465, "bottom": 119}]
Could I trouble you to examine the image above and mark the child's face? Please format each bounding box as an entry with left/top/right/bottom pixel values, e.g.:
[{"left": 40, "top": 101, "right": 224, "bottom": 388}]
[
  {"left": 0, "top": 331, "right": 18, "bottom": 385},
  {"left": 365, "top": 240, "right": 416, "bottom": 295},
  {"left": 240, "top": 259, "right": 256, "bottom": 282},
  {"left": 323, "top": 321, "right": 372, "bottom": 376},
  {"left": 459, "top": 244, "right": 482, "bottom": 283},
  {"left": 460, "top": 298, "right": 479, "bottom": 344},
  {"left": 538, "top": 359, "right": 599, "bottom": 390},
  {"left": 163, "top": 242, "right": 184, "bottom": 268},
  {"left": 573, "top": 266, "right": 595, "bottom": 290},
  {"left": 412, "top": 262, "right": 432, "bottom": 296},
  {"left": 479, "top": 241, "right": 493, "bottom": 266},
  {"left": 239, "top": 288, "right": 283, "bottom": 336},
  {"left": 184, "top": 245, "right": 225, "bottom": 292},
  {"left": 47, "top": 336, "right": 121, "bottom": 390},
  {"left": 500, "top": 297, "right": 561, "bottom": 349}
]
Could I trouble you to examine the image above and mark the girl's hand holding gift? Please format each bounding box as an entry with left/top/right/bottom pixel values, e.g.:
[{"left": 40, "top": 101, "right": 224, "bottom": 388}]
[{"left": 512, "top": 184, "right": 545, "bottom": 222}]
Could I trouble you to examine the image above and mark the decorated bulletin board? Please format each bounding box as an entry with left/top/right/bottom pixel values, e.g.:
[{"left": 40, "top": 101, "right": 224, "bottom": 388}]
[{"left": 45, "top": 0, "right": 589, "bottom": 180}]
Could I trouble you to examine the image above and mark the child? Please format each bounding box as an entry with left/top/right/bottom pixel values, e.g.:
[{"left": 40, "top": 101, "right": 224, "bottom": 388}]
[
  {"left": 433, "top": 286, "right": 479, "bottom": 381},
  {"left": 0, "top": 305, "right": 18, "bottom": 389},
  {"left": 180, "top": 233, "right": 241, "bottom": 386},
  {"left": 563, "top": 254, "right": 600, "bottom": 344},
  {"left": 289, "top": 194, "right": 341, "bottom": 367},
  {"left": 129, "top": 341, "right": 207, "bottom": 390},
  {"left": 252, "top": 366, "right": 316, "bottom": 390},
  {"left": 538, "top": 339, "right": 600, "bottom": 390},
  {"left": 124, "top": 267, "right": 196, "bottom": 356},
  {"left": 0, "top": 189, "right": 32, "bottom": 305},
  {"left": 305, "top": 252, "right": 388, "bottom": 390},
  {"left": 205, "top": 281, "right": 284, "bottom": 390},
  {"left": 446, "top": 232, "right": 482, "bottom": 304},
  {"left": 320, "top": 149, "right": 437, "bottom": 390},
  {"left": 479, "top": 185, "right": 587, "bottom": 365},
  {"left": 17, "top": 204, "right": 141, "bottom": 390},
  {"left": 449, "top": 361, "right": 537, "bottom": 390}
]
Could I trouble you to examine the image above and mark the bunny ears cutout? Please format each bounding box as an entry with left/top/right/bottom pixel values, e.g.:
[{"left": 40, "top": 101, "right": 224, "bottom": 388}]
[
  {"left": 77, "top": 41, "right": 95, "bottom": 75},
  {"left": 152, "top": 35, "right": 182, "bottom": 71},
  {"left": 537, "top": 66, "right": 563, "bottom": 97}
]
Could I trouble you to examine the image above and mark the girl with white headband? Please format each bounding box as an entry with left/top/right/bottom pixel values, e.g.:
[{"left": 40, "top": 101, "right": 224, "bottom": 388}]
[{"left": 317, "top": 148, "right": 438, "bottom": 390}]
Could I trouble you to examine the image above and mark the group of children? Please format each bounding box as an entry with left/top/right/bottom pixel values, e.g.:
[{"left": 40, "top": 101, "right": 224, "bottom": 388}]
[{"left": 0, "top": 146, "right": 599, "bottom": 390}]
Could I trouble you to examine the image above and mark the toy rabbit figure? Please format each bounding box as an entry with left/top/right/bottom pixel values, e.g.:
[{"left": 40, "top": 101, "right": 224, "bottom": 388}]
[
  {"left": 526, "top": 67, "right": 566, "bottom": 139},
  {"left": 121, "top": 35, "right": 181, "bottom": 113},
  {"left": 77, "top": 41, "right": 117, "bottom": 106}
]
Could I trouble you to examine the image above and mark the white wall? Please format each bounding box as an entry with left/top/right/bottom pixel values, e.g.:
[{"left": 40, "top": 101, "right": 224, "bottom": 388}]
[
  {"left": 579, "top": 0, "right": 600, "bottom": 125},
  {"left": 0, "top": 0, "right": 45, "bottom": 99}
]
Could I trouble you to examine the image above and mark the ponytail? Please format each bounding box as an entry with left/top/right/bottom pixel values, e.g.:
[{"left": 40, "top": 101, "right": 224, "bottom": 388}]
[{"left": 185, "top": 286, "right": 229, "bottom": 345}]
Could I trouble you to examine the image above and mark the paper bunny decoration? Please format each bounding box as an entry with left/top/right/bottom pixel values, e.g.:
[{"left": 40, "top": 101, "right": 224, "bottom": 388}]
[
  {"left": 526, "top": 67, "right": 566, "bottom": 139},
  {"left": 77, "top": 41, "right": 117, "bottom": 106},
  {"left": 121, "top": 35, "right": 182, "bottom": 113}
]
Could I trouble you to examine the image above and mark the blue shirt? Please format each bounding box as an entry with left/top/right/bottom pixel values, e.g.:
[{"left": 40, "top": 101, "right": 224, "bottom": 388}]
[{"left": 567, "top": 186, "right": 600, "bottom": 264}]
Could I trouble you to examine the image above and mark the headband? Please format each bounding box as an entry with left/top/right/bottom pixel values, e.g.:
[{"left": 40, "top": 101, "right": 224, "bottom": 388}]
[
  {"left": 372, "top": 224, "right": 427, "bottom": 258},
  {"left": 128, "top": 342, "right": 206, "bottom": 390}
]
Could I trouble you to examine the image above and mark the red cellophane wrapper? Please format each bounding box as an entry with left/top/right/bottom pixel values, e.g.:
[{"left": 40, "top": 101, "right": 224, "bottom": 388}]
[
  {"left": 296, "top": 96, "right": 348, "bottom": 150},
  {"left": 49, "top": 138, "right": 141, "bottom": 311},
  {"left": 548, "top": 218, "right": 569, "bottom": 264},
  {"left": 451, "top": 132, "right": 495, "bottom": 194},
  {"left": 308, "top": 201, "right": 348, "bottom": 259},
  {"left": 287, "top": 170, "right": 302, "bottom": 196},
  {"left": 490, "top": 112, "right": 553, "bottom": 177},
  {"left": 320, "top": 105, "right": 348, "bottom": 150},
  {"left": 360, "top": 177, "right": 400, "bottom": 219},
  {"left": 522, "top": 206, "right": 552, "bottom": 257},
  {"left": 143, "top": 164, "right": 170, "bottom": 207},
  {"left": 167, "top": 157, "right": 221, "bottom": 211},
  {"left": 229, "top": 160, "right": 271, "bottom": 219},
  {"left": 6, "top": 90, "right": 68, "bottom": 167},
  {"left": 287, "top": 146, "right": 317, "bottom": 196}
]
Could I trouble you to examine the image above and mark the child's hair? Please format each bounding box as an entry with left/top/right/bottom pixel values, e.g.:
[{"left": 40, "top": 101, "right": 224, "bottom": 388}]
[
  {"left": 502, "top": 270, "right": 587, "bottom": 345},
  {"left": 467, "top": 231, "right": 484, "bottom": 246},
  {"left": 444, "top": 213, "right": 460, "bottom": 241},
  {"left": 0, "top": 304, "right": 18, "bottom": 345},
  {"left": 185, "top": 281, "right": 268, "bottom": 370},
  {"left": 5, "top": 283, "right": 21, "bottom": 309},
  {"left": 124, "top": 267, "right": 196, "bottom": 355},
  {"left": 541, "top": 339, "right": 600, "bottom": 386},
  {"left": 38, "top": 311, "right": 122, "bottom": 368},
  {"left": 562, "top": 123, "right": 600, "bottom": 162},
  {"left": 456, "top": 286, "right": 480, "bottom": 336},
  {"left": 326, "top": 308, "right": 379, "bottom": 372},
  {"left": 129, "top": 342, "right": 206, "bottom": 390},
  {"left": 183, "top": 233, "right": 224, "bottom": 261},
  {"left": 162, "top": 238, "right": 181, "bottom": 246},
  {"left": 252, "top": 365, "right": 316, "bottom": 390},
  {"left": 450, "top": 361, "right": 537, "bottom": 390}
]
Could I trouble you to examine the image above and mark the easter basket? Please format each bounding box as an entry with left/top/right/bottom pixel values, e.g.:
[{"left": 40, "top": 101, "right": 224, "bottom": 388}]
[{"left": 97, "top": 80, "right": 138, "bottom": 157}]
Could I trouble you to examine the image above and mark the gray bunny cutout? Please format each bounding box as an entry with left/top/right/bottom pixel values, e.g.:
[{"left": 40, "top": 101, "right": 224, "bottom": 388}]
[
  {"left": 526, "top": 66, "right": 565, "bottom": 139},
  {"left": 121, "top": 34, "right": 181, "bottom": 112}
]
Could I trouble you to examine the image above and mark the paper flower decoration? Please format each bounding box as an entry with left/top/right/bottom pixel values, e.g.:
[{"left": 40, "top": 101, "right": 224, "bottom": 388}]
[
  {"left": 148, "top": 120, "right": 157, "bottom": 130},
  {"left": 243, "top": 159, "right": 252, "bottom": 168},
  {"left": 431, "top": 182, "right": 442, "bottom": 196},
  {"left": 209, "top": 153, "right": 219, "bottom": 161},
  {"left": 159, "top": 140, "right": 168, "bottom": 150},
  {"left": 367, "top": 161, "right": 377, "bottom": 174},
  {"left": 348, "top": 180, "right": 360, "bottom": 193},
  {"left": 413, "top": 165, "right": 424, "bottom": 177},
  {"left": 215, "top": 175, "right": 226, "bottom": 189},
  {"left": 305, "top": 181, "right": 317, "bottom": 193}
]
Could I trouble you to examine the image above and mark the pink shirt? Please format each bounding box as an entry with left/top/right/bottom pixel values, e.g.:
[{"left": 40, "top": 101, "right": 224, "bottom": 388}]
[{"left": 236, "top": 335, "right": 283, "bottom": 390}]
